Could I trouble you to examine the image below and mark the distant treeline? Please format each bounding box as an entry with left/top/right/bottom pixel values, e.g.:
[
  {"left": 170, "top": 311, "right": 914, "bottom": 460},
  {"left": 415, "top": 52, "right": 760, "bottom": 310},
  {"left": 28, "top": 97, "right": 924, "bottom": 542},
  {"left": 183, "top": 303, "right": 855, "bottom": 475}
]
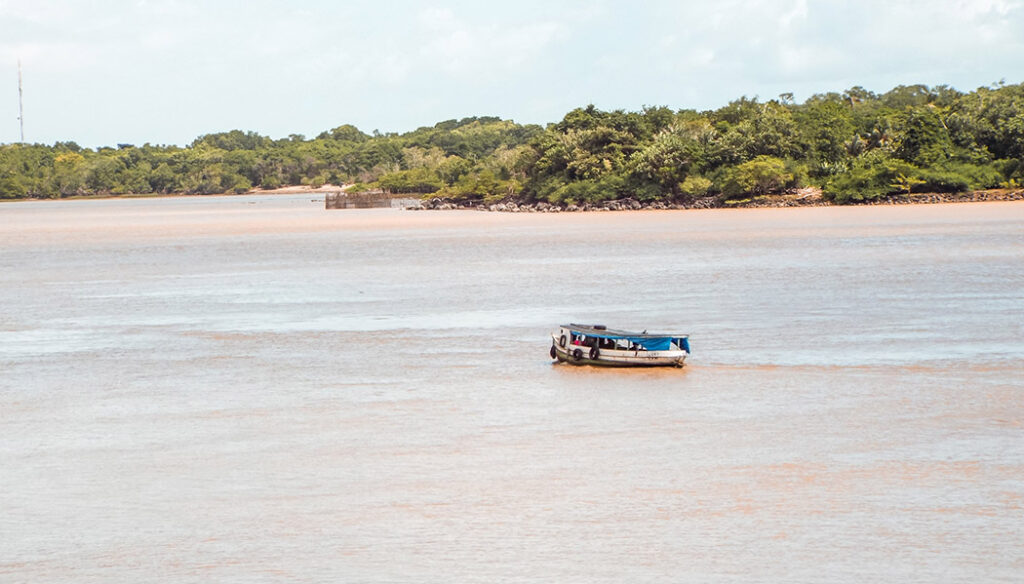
[{"left": 2, "top": 82, "right": 1022, "bottom": 204}]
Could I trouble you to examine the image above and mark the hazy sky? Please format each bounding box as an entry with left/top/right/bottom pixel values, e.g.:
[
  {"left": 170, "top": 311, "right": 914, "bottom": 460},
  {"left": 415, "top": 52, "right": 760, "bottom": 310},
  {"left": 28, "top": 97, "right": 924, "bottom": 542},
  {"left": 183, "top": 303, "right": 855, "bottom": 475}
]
[{"left": 1, "top": 0, "right": 1022, "bottom": 147}]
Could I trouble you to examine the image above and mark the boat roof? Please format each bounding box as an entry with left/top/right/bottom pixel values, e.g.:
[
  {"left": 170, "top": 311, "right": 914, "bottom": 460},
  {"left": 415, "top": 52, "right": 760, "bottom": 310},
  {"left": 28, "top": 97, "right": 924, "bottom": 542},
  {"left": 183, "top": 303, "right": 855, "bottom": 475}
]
[{"left": 562, "top": 323, "right": 688, "bottom": 339}]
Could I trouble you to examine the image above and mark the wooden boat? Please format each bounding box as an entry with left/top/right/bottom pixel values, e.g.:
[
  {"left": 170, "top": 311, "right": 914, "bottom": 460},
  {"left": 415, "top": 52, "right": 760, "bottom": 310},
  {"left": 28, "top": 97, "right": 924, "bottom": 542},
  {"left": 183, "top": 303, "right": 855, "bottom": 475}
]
[{"left": 550, "top": 323, "right": 690, "bottom": 367}]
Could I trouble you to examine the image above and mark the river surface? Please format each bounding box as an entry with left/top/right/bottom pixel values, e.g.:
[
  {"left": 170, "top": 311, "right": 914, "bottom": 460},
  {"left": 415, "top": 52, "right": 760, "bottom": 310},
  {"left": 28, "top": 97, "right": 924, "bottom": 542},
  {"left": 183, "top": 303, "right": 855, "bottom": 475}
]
[{"left": 1, "top": 195, "right": 1022, "bottom": 582}]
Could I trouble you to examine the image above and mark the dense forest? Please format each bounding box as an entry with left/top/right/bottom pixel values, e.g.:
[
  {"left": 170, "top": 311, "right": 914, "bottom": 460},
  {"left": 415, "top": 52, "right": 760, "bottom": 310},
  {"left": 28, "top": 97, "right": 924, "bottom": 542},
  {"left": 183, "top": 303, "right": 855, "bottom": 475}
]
[{"left": 2, "top": 82, "right": 1022, "bottom": 205}]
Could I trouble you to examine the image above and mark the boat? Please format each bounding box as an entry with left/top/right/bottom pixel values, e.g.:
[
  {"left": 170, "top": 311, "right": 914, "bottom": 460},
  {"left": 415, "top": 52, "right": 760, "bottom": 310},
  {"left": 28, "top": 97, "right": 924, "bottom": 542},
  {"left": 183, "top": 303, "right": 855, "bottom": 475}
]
[{"left": 550, "top": 323, "right": 690, "bottom": 367}]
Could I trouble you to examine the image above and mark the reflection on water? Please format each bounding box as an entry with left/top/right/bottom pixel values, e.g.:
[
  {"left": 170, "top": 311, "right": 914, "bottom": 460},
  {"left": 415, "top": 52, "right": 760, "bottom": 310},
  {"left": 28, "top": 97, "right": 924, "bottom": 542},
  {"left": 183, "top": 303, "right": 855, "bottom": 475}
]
[{"left": 1, "top": 195, "right": 1023, "bottom": 582}]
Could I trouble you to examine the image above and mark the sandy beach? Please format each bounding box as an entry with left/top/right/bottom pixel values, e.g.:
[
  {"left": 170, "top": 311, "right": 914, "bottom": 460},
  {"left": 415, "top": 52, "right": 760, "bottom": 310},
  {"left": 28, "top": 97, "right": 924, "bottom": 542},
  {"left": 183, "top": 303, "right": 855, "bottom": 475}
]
[{"left": 4, "top": 191, "right": 1023, "bottom": 241}]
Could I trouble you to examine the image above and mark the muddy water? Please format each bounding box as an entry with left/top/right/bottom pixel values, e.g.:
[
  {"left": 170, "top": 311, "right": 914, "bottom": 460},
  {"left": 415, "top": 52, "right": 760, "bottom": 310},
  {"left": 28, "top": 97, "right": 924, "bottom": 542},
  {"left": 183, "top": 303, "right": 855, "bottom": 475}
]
[{"left": 1, "top": 195, "right": 1022, "bottom": 582}]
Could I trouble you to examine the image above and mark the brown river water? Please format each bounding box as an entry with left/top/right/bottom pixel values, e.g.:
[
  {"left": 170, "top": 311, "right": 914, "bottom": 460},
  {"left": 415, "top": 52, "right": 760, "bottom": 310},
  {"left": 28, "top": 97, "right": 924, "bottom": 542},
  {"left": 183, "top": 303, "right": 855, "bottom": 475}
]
[{"left": 1, "top": 195, "right": 1022, "bottom": 582}]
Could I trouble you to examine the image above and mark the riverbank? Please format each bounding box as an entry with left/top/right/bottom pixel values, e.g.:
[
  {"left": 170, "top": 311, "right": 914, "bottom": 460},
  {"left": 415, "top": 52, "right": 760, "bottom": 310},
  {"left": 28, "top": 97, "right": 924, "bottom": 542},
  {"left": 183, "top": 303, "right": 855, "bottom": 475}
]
[
  {"left": 411, "top": 187, "right": 1024, "bottom": 212},
  {"left": 5, "top": 185, "right": 1022, "bottom": 212},
  {"left": 0, "top": 184, "right": 350, "bottom": 203}
]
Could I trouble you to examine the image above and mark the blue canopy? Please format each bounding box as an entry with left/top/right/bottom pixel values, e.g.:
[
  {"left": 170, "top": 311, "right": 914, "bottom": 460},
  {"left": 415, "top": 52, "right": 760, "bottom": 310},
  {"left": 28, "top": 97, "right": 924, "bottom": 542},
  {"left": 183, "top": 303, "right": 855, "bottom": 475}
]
[
  {"left": 565, "top": 324, "right": 690, "bottom": 353},
  {"left": 574, "top": 331, "right": 687, "bottom": 352}
]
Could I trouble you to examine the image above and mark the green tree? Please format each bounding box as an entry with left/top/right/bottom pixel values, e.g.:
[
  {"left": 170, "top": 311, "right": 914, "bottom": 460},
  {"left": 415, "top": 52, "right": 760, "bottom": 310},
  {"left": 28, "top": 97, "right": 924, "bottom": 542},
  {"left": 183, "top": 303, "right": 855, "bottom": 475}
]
[
  {"left": 893, "top": 107, "right": 954, "bottom": 165},
  {"left": 795, "top": 101, "right": 855, "bottom": 168},
  {"left": 629, "top": 128, "right": 701, "bottom": 192},
  {"left": 53, "top": 152, "right": 86, "bottom": 197},
  {"left": 679, "top": 175, "right": 712, "bottom": 198},
  {"left": 718, "top": 155, "right": 795, "bottom": 197}
]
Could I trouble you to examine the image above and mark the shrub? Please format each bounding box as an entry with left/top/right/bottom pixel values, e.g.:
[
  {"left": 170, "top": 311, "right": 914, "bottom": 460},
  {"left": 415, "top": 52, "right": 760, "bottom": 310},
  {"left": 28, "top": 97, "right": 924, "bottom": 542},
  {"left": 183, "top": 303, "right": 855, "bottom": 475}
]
[
  {"left": 230, "top": 176, "right": 253, "bottom": 194},
  {"left": 627, "top": 179, "right": 664, "bottom": 201},
  {"left": 547, "top": 175, "right": 625, "bottom": 205},
  {"left": 939, "top": 161, "right": 1005, "bottom": 190},
  {"left": 679, "top": 175, "right": 712, "bottom": 197},
  {"left": 376, "top": 168, "right": 443, "bottom": 194},
  {"left": 439, "top": 170, "right": 519, "bottom": 203},
  {"left": 824, "top": 150, "right": 917, "bottom": 202},
  {"left": 346, "top": 182, "right": 374, "bottom": 193},
  {"left": 717, "top": 155, "right": 793, "bottom": 198},
  {"left": 913, "top": 168, "right": 969, "bottom": 193},
  {"left": 0, "top": 176, "right": 26, "bottom": 198}
]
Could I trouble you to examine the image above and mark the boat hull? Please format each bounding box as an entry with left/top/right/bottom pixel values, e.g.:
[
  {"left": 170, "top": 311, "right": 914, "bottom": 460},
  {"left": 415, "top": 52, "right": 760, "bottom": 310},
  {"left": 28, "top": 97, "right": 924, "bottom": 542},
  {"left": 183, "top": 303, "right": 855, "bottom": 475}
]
[{"left": 550, "top": 336, "right": 687, "bottom": 368}]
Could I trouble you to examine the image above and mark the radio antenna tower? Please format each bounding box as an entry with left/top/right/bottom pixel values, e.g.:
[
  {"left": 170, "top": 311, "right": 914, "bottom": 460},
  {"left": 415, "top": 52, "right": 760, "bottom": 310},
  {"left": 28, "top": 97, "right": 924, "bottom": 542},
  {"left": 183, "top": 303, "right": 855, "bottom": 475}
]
[{"left": 18, "top": 60, "right": 25, "bottom": 142}]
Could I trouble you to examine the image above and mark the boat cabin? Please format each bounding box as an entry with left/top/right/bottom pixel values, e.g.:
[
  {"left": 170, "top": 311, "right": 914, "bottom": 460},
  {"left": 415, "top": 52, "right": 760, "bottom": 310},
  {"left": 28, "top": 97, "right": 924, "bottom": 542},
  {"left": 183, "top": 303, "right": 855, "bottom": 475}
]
[
  {"left": 551, "top": 323, "right": 690, "bottom": 367},
  {"left": 559, "top": 324, "right": 689, "bottom": 352}
]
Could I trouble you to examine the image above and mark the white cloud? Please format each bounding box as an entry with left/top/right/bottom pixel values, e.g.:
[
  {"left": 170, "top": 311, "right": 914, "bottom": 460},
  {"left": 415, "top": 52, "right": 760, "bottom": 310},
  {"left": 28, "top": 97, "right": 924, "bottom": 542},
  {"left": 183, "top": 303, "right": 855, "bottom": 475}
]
[
  {"left": 953, "top": 0, "right": 1021, "bottom": 18},
  {"left": 0, "top": 0, "right": 68, "bottom": 24},
  {"left": 1, "top": 0, "right": 1022, "bottom": 146},
  {"left": 493, "top": 21, "right": 563, "bottom": 68},
  {"left": 778, "top": 0, "right": 809, "bottom": 28},
  {"left": 404, "top": 8, "right": 568, "bottom": 80},
  {"left": 0, "top": 40, "right": 102, "bottom": 72}
]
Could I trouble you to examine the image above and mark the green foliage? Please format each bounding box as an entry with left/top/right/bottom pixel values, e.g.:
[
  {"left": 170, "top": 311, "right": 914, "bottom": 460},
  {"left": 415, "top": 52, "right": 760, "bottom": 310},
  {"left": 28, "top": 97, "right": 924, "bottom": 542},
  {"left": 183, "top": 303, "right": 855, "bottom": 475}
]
[
  {"left": 192, "top": 130, "right": 270, "bottom": 151},
  {"left": 376, "top": 167, "right": 444, "bottom": 194},
  {"left": 678, "top": 175, "right": 712, "bottom": 198},
  {"left": 912, "top": 168, "right": 968, "bottom": 193},
  {"left": 229, "top": 176, "right": 253, "bottom": 194},
  {"left": 440, "top": 170, "right": 518, "bottom": 203},
  {"left": 795, "top": 101, "right": 854, "bottom": 166},
  {"left": 546, "top": 175, "right": 626, "bottom": 205},
  {"left": 629, "top": 129, "right": 702, "bottom": 191},
  {"left": 1, "top": 82, "right": 1021, "bottom": 202},
  {"left": 893, "top": 107, "right": 954, "bottom": 165},
  {"left": 948, "top": 84, "right": 1024, "bottom": 160},
  {"left": 995, "top": 158, "right": 1023, "bottom": 181},
  {"left": 825, "top": 150, "right": 917, "bottom": 202},
  {"left": 320, "top": 124, "right": 370, "bottom": 143},
  {"left": 717, "top": 156, "right": 794, "bottom": 198},
  {"left": 891, "top": 173, "right": 925, "bottom": 194},
  {"left": 824, "top": 153, "right": 1000, "bottom": 202},
  {"left": 919, "top": 161, "right": 1003, "bottom": 192},
  {"left": 346, "top": 182, "right": 374, "bottom": 193}
]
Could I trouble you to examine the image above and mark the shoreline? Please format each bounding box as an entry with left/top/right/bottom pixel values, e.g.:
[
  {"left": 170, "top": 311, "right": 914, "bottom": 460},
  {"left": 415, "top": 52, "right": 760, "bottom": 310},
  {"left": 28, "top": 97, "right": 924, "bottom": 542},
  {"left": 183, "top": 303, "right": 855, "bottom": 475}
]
[
  {"left": 413, "top": 187, "right": 1024, "bottom": 212},
  {"left": 3, "top": 186, "right": 1022, "bottom": 212},
  {"left": 4, "top": 193, "right": 1022, "bottom": 249},
  {"left": 0, "top": 183, "right": 349, "bottom": 203}
]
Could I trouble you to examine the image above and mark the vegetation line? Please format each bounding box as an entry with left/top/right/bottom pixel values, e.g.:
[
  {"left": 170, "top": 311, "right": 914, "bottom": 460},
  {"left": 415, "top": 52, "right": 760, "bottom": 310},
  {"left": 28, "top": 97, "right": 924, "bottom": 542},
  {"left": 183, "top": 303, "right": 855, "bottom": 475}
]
[{"left": 1, "top": 82, "right": 1022, "bottom": 206}]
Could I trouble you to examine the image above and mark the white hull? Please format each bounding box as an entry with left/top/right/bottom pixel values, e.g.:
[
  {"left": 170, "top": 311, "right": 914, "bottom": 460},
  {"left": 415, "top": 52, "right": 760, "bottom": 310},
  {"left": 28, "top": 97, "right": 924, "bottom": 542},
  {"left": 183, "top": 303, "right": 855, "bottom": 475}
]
[{"left": 550, "top": 334, "right": 687, "bottom": 368}]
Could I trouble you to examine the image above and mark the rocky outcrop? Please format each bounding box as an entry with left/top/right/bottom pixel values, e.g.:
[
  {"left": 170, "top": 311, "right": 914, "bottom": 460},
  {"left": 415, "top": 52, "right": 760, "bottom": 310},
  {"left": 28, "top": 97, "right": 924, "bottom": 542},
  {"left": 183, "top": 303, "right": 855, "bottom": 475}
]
[
  {"left": 407, "top": 189, "right": 1024, "bottom": 212},
  {"left": 411, "top": 196, "right": 722, "bottom": 213},
  {"left": 862, "top": 190, "right": 1024, "bottom": 205}
]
